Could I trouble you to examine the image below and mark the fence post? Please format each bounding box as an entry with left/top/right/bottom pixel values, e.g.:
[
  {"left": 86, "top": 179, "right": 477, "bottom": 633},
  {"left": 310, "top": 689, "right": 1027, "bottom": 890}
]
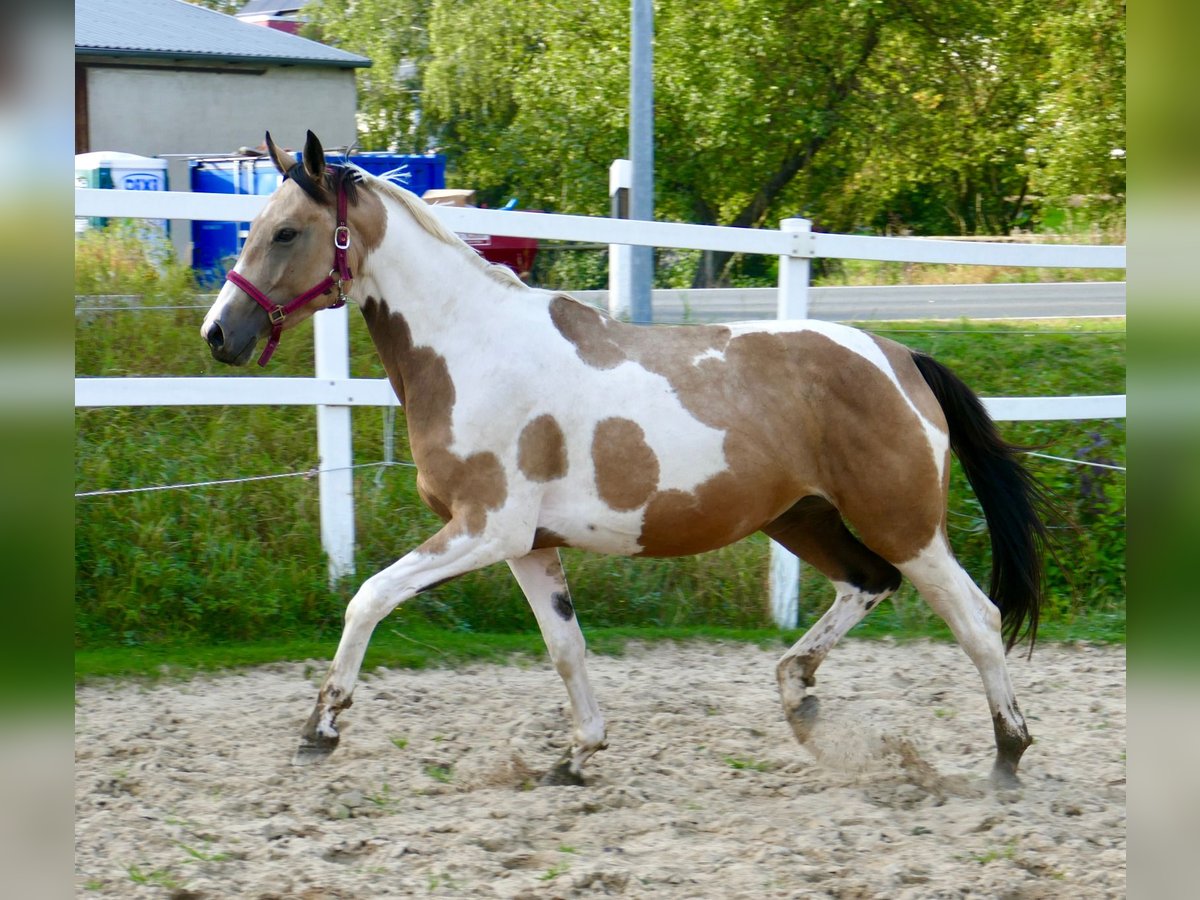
[
  {"left": 314, "top": 305, "right": 356, "bottom": 585},
  {"left": 769, "top": 217, "right": 813, "bottom": 629},
  {"left": 608, "top": 159, "right": 633, "bottom": 319}
]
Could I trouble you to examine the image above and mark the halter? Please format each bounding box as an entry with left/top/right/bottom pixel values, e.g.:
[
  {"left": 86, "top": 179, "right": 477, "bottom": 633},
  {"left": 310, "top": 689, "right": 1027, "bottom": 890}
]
[{"left": 226, "top": 164, "right": 355, "bottom": 366}]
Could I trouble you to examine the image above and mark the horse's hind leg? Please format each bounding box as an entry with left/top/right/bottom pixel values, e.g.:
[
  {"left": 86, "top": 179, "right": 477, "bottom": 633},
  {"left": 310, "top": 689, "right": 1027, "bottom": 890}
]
[
  {"left": 506, "top": 548, "right": 607, "bottom": 785},
  {"left": 898, "top": 537, "right": 1032, "bottom": 786},
  {"left": 763, "top": 497, "right": 901, "bottom": 744}
]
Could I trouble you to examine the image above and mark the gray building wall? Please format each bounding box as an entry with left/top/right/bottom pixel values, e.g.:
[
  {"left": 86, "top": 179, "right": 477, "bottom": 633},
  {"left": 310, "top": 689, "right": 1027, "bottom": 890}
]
[
  {"left": 84, "top": 64, "right": 359, "bottom": 157},
  {"left": 81, "top": 62, "right": 358, "bottom": 260}
]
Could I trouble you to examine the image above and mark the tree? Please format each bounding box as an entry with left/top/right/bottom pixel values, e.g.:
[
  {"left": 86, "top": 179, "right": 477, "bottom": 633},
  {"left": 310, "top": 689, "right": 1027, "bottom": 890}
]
[
  {"left": 302, "top": 0, "right": 434, "bottom": 153},
  {"left": 303, "top": 0, "right": 1125, "bottom": 281},
  {"left": 1026, "top": 0, "right": 1126, "bottom": 226}
]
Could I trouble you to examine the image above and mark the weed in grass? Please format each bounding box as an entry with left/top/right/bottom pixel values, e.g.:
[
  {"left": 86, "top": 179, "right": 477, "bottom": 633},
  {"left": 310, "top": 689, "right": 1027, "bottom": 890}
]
[
  {"left": 969, "top": 841, "right": 1019, "bottom": 865},
  {"left": 539, "top": 862, "right": 570, "bottom": 881},
  {"left": 125, "top": 863, "right": 180, "bottom": 889},
  {"left": 366, "top": 783, "right": 402, "bottom": 814},
  {"left": 176, "top": 841, "right": 231, "bottom": 863},
  {"left": 424, "top": 764, "right": 453, "bottom": 784},
  {"left": 391, "top": 736, "right": 409, "bottom": 749},
  {"left": 427, "top": 872, "right": 459, "bottom": 892},
  {"left": 723, "top": 756, "right": 773, "bottom": 773}
]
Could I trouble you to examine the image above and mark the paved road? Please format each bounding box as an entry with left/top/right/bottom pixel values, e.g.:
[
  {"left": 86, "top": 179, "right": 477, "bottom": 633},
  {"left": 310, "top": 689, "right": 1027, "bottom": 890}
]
[{"left": 572, "top": 281, "right": 1126, "bottom": 323}]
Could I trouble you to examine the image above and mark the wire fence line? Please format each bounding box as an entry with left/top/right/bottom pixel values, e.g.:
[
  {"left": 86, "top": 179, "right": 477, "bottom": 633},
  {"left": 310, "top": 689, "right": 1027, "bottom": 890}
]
[
  {"left": 1024, "top": 451, "right": 1125, "bottom": 472},
  {"left": 74, "top": 448, "right": 1122, "bottom": 501},
  {"left": 74, "top": 460, "right": 415, "bottom": 499}
]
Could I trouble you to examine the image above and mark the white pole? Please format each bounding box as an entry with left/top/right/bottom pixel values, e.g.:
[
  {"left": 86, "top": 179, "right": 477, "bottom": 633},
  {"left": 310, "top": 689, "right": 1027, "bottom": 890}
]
[
  {"left": 313, "top": 304, "right": 356, "bottom": 584},
  {"left": 608, "top": 159, "right": 633, "bottom": 319},
  {"left": 769, "top": 217, "right": 813, "bottom": 629}
]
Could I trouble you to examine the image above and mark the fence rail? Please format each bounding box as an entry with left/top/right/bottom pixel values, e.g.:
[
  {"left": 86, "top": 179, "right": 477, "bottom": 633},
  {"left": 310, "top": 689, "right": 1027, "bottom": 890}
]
[{"left": 74, "top": 187, "right": 1127, "bottom": 628}]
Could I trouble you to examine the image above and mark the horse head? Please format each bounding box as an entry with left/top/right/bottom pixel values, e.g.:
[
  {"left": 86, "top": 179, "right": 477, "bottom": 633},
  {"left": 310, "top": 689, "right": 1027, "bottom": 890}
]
[{"left": 201, "top": 130, "right": 380, "bottom": 366}]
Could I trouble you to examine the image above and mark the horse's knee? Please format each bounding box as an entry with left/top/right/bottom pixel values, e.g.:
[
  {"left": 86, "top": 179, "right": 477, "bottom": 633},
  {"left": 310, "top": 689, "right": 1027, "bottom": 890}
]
[{"left": 344, "top": 576, "right": 390, "bottom": 628}]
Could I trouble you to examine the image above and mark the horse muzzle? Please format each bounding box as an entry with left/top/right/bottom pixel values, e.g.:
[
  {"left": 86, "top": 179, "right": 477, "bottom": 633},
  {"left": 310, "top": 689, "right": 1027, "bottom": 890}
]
[{"left": 201, "top": 316, "right": 261, "bottom": 366}]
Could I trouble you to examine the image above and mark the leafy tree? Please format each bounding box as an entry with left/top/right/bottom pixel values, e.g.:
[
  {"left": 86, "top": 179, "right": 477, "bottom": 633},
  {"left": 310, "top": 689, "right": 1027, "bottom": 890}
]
[
  {"left": 301, "top": 0, "right": 1124, "bottom": 282},
  {"left": 302, "top": 0, "right": 434, "bottom": 153},
  {"left": 1026, "top": 0, "right": 1126, "bottom": 226}
]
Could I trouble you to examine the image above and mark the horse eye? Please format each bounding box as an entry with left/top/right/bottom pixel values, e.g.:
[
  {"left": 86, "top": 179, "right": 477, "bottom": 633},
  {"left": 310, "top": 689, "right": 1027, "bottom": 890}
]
[{"left": 274, "top": 227, "right": 299, "bottom": 244}]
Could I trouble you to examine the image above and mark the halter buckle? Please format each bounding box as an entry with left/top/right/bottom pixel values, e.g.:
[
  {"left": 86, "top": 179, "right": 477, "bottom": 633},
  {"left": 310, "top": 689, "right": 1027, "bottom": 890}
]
[
  {"left": 268, "top": 306, "right": 287, "bottom": 325},
  {"left": 334, "top": 225, "right": 351, "bottom": 250}
]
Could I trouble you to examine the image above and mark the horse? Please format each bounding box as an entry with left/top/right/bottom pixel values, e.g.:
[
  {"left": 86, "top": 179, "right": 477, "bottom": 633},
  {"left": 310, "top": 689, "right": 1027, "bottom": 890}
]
[{"left": 201, "top": 130, "right": 1048, "bottom": 788}]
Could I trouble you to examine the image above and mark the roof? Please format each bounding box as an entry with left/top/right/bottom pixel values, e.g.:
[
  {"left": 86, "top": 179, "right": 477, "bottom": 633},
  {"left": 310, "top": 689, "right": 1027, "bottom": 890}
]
[{"left": 75, "top": 0, "right": 371, "bottom": 69}]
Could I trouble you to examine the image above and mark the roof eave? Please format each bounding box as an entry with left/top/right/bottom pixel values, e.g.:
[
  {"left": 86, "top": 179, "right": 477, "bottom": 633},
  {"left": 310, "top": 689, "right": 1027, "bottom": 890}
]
[{"left": 75, "top": 46, "right": 372, "bottom": 69}]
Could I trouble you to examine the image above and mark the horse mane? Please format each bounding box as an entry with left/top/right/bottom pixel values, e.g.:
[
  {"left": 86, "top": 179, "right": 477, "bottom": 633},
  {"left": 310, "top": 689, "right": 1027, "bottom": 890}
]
[
  {"left": 288, "top": 161, "right": 361, "bottom": 206},
  {"left": 353, "top": 168, "right": 527, "bottom": 290}
]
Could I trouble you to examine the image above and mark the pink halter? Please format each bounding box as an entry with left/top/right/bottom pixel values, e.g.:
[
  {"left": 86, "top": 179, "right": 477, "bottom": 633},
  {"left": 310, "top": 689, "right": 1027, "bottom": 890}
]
[{"left": 225, "top": 165, "right": 354, "bottom": 366}]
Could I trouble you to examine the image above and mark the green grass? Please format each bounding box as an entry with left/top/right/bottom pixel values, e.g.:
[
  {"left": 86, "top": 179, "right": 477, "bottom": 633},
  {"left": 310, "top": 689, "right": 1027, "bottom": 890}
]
[
  {"left": 75, "top": 229, "right": 1124, "bottom": 659},
  {"left": 74, "top": 618, "right": 1123, "bottom": 682}
]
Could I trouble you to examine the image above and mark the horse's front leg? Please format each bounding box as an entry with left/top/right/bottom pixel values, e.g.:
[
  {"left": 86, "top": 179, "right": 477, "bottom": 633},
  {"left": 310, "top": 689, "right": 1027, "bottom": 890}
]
[
  {"left": 294, "top": 520, "right": 521, "bottom": 764},
  {"left": 507, "top": 548, "right": 607, "bottom": 785}
]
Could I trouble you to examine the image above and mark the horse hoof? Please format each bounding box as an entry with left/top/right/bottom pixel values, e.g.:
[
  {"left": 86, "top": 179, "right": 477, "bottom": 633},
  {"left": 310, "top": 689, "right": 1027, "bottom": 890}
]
[
  {"left": 786, "top": 694, "right": 820, "bottom": 744},
  {"left": 989, "top": 762, "right": 1022, "bottom": 791},
  {"left": 292, "top": 736, "right": 339, "bottom": 767},
  {"left": 540, "top": 759, "right": 586, "bottom": 787}
]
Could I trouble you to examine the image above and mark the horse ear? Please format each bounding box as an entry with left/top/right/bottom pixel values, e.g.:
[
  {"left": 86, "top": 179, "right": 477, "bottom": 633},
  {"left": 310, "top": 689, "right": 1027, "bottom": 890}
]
[
  {"left": 265, "top": 132, "right": 295, "bottom": 176},
  {"left": 303, "top": 130, "right": 326, "bottom": 181}
]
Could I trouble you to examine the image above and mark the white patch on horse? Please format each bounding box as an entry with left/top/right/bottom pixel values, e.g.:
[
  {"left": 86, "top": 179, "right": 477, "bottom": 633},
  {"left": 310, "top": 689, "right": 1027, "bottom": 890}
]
[
  {"left": 356, "top": 204, "right": 730, "bottom": 554},
  {"left": 199, "top": 266, "right": 245, "bottom": 334},
  {"left": 691, "top": 347, "right": 726, "bottom": 366}
]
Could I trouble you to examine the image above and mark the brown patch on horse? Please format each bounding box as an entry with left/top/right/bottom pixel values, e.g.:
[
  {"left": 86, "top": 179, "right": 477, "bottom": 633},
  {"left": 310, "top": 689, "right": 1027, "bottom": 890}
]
[
  {"left": 518, "top": 414, "right": 568, "bottom": 482},
  {"left": 869, "top": 335, "right": 947, "bottom": 441},
  {"left": 347, "top": 183, "right": 388, "bottom": 266},
  {"left": 637, "top": 328, "right": 942, "bottom": 563},
  {"left": 362, "top": 297, "right": 507, "bottom": 553},
  {"left": 592, "top": 417, "right": 659, "bottom": 511},
  {"left": 548, "top": 296, "right": 627, "bottom": 369},
  {"left": 762, "top": 496, "right": 902, "bottom": 593},
  {"left": 532, "top": 527, "right": 569, "bottom": 550}
]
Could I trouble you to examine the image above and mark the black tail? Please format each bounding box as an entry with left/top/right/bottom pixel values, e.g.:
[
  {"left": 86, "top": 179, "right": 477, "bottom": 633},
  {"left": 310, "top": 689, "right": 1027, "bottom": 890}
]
[{"left": 911, "top": 351, "right": 1050, "bottom": 652}]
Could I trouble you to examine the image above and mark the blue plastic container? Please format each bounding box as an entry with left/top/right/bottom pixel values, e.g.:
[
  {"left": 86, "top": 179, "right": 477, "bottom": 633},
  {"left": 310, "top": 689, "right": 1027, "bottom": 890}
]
[
  {"left": 319, "top": 153, "right": 446, "bottom": 199},
  {"left": 189, "top": 158, "right": 284, "bottom": 280},
  {"left": 189, "top": 153, "right": 445, "bottom": 281}
]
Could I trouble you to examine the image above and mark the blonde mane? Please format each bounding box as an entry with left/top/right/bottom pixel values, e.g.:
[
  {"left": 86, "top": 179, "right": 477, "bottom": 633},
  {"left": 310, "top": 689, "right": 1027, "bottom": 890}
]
[{"left": 356, "top": 168, "right": 527, "bottom": 290}]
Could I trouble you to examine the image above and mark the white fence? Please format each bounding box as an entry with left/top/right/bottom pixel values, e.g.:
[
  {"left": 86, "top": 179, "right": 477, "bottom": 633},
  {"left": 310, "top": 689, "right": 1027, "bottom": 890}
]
[{"left": 74, "top": 188, "right": 1126, "bottom": 628}]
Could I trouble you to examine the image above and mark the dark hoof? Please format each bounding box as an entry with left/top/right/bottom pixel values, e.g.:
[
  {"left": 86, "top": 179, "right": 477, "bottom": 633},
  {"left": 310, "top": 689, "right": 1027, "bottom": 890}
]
[
  {"left": 540, "top": 759, "right": 586, "bottom": 787},
  {"left": 292, "top": 733, "right": 339, "bottom": 767},
  {"left": 786, "top": 694, "right": 820, "bottom": 744}
]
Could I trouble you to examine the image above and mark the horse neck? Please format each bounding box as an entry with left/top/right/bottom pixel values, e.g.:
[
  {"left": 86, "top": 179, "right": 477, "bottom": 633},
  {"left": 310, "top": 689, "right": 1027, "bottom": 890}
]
[
  {"left": 353, "top": 190, "right": 542, "bottom": 407},
  {"left": 355, "top": 191, "right": 529, "bottom": 346}
]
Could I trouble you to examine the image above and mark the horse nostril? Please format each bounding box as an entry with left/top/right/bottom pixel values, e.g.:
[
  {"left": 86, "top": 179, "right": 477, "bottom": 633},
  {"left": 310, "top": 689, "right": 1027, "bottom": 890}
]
[{"left": 206, "top": 322, "right": 225, "bottom": 349}]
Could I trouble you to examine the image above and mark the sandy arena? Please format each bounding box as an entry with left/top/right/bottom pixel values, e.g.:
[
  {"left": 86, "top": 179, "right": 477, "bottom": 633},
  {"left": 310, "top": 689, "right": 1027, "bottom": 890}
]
[{"left": 75, "top": 638, "right": 1125, "bottom": 898}]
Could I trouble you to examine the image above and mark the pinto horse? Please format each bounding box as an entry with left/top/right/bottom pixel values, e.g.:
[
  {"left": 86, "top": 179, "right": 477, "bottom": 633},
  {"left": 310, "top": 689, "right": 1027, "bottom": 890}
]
[{"left": 202, "top": 131, "right": 1048, "bottom": 787}]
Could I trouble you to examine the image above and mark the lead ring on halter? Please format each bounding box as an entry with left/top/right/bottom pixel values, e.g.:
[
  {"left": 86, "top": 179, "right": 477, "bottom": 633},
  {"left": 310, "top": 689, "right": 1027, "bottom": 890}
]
[{"left": 225, "top": 164, "right": 355, "bottom": 366}]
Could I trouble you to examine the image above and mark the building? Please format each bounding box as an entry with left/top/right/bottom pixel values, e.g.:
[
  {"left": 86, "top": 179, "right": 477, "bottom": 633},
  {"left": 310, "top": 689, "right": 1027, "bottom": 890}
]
[
  {"left": 75, "top": 0, "right": 370, "bottom": 160},
  {"left": 76, "top": 0, "right": 370, "bottom": 259}
]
